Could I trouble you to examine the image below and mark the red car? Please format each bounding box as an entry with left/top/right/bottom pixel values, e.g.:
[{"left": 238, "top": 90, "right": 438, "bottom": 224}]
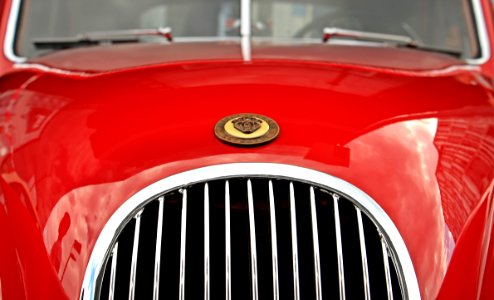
[{"left": 1, "top": 0, "right": 493, "bottom": 299}]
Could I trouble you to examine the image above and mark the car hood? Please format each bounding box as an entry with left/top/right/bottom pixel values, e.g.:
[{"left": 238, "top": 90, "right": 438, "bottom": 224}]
[
  {"left": 2, "top": 46, "right": 494, "bottom": 300},
  {"left": 26, "top": 41, "right": 467, "bottom": 73}
]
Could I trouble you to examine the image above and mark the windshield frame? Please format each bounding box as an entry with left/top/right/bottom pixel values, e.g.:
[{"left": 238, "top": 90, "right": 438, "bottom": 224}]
[{"left": 3, "top": 0, "right": 491, "bottom": 65}]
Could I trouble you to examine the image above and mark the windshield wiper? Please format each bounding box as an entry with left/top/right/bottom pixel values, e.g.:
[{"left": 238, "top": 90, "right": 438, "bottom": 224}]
[
  {"left": 322, "top": 27, "right": 462, "bottom": 58},
  {"left": 33, "top": 27, "right": 173, "bottom": 50}
]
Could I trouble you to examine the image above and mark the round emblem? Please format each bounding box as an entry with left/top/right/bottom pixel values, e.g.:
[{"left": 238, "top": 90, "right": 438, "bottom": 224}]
[{"left": 215, "top": 113, "right": 280, "bottom": 146}]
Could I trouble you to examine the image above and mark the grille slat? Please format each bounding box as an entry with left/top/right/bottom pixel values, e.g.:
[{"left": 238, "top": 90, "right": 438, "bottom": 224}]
[
  {"left": 91, "top": 171, "right": 417, "bottom": 300},
  {"left": 268, "top": 180, "right": 279, "bottom": 300},
  {"left": 309, "top": 186, "right": 322, "bottom": 300},
  {"left": 108, "top": 243, "right": 118, "bottom": 300},
  {"left": 247, "top": 180, "right": 259, "bottom": 300},
  {"left": 153, "top": 197, "right": 164, "bottom": 300},
  {"left": 178, "top": 190, "right": 187, "bottom": 300},
  {"left": 225, "top": 181, "right": 232, "bottom": 300},
  {"left": 381, "top": 234, "right": 394, "bottom": 300},
  {"left": 333, "top": 193, "right": 346, "bottom": 300},
  {"left": 289, "top": 182, "right": 301, "bottom": 300},
  {"left": 128, "top": 210, "right": 143, "bottom": 300},
  {"left": 356, "top": 207, "right": 371, "bottom": 300},
  {"left": 204, "top": 184, "right": 210, "bottom": 300}
]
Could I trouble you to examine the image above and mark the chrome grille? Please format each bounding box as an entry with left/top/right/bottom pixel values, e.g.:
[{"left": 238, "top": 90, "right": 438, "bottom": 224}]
[{"left": 81, "top": 164, "right": 420, "bottom": 300}]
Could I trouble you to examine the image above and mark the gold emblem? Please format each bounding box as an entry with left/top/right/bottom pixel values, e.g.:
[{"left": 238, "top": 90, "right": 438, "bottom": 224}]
[{"left": 215, "top": 113, "right": 279, "bottom": 146}]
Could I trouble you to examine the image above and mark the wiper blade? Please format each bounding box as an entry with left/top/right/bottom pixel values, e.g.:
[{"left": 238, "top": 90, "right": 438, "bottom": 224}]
[
  {"left": 33, "top": 27, "right": 173, "bottom": 50},
  {"left": 322, "top": 27, "right": 462, "bottom": 58},
  {"left": 323, "top": 27, "right": 415, "bottom": 46}
]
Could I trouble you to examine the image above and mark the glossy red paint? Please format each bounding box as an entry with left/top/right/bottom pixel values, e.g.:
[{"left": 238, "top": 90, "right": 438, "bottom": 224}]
[
  {"left": 1, "top": 1, "right": 494, "bottom": 300},
  {"left": 27, "top": 42, "right": 466, "bottom": 73},
  {"left": 436, "top": 183, "right": 494, "bottom": 300},
  {"left": 1, "top": 53, "right": 494, "bottom": 299}
]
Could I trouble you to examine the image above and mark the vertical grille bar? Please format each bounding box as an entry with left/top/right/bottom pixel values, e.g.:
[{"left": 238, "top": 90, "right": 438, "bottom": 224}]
[
  {"left": 289, "top": 182, "right": 300, "bottom": 300},
  {"left": 225, "top": 181, "right": 232, "bottom": 300},
  {"left": 310, "top": 187, "right": 322, "bottom": 300},
  {"left": 356, "top": 207, "right": 371, "bottom": 300},
  {"left": 129, "top": 210, "right": 143, "bottom": 300},
  {"left": 268, "top": 181, "right": 279, "bottom": 300},
  {"left": 204, "top": 184, "right": 210, "bottom": 300},
  {"left": 179, "top": 189, "right": 188, "bottom": 300},
  {"left": 332, "top": 194, "right": 346, "bottom": 300},
  {"left": 153, "top": 197, "right": 164, "bottom": 300},
  {"left": 108, "top": 242, "right": 118, "bottom": 300},
  {"left": 380, "top": 234, "right": 394, "bottom": 300},
  {"left": 247, "top": 179, "right": 259, "bottom": 300}
]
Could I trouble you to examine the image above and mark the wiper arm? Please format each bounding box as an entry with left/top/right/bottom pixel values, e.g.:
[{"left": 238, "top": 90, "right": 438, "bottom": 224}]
[
  {"left": 33, "top": 27, "right": 173, "bottom": 50},
  {"left": 323, "top": 27, "right": 416, "bottom": 46},
  {"left": 322, "top": 27, "right": 462, "bottom": 58}
]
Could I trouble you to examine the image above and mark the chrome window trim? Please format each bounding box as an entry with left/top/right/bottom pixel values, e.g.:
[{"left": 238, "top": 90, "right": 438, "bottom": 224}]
[
  {"left": 240, "top": 0, "right": 251, "bottom": 38},
  {"left": 4, "top": 0, "right": 25, "bottom": 63},
  {"left": 466, "top": 0, "right": 491, "bottom": 65},
  {"left": 80, "top": 163, "right": 421, "bottom": 300},
  {"left": 4, "top": 0, "right": 491, "bottom": 66}
]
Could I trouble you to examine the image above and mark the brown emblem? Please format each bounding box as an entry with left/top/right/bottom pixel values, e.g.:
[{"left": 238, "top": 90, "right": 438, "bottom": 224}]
[
  {"left": 215, "top": 113, "right": 279, "bottom": 146},
  {"left": 232, "top": 117, "right": 263, "bottom": 134}
]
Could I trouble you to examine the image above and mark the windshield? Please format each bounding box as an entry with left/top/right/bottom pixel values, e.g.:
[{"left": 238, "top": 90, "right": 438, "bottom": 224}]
[
  {"left": 251, "top": 0, "right": 478, "bottom": 56},
  {"left": 16, "top": 0, "right": 240, "bottom": 57},
  {"left": 15, "top": 0, "right": 479, "bottom": 58}
]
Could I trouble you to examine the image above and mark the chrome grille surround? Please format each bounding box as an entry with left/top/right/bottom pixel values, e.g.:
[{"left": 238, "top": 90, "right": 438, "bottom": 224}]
[{"left": 80, "top": 163, "right": 421, "bottom": 299}]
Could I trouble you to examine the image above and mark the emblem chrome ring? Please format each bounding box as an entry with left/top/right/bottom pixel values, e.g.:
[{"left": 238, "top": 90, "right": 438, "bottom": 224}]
[{"left": 214, "top": 113, "right": 280, "bottom": 146}]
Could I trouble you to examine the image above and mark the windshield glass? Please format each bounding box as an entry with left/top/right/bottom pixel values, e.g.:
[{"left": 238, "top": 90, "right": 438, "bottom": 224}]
[
  {"left": 251, "top": 0, "right": 478, "bottom": 56},
  {"left": 15, "top": 0, "right": 479, "bottom": 58},
  {"left": 16, "top": 0, "right": 240, "bottom": 57}
]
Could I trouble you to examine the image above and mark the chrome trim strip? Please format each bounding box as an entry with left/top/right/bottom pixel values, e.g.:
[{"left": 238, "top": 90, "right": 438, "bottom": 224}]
[
  {"left": 204, "top": 184, "right": 210, "bottom": 300},
  {"left": 108, "top": 242, "right": 118, "bottom": 300},
  {"left": 128, "top": 210, "right": 143, "bottom": 300},
  {"left": 153, "top": 197, "right": 164, "bottom": 300},
  {"left": 241, "top": 36, "right": 251, "bottom": 62},
  {"left": 356, "top": 207, "right": 371, "bottom": 300},
  {"left": 225, "top": 181, "right": 232, "bottom": 300},
  {"left": 247, "top": 179, "right": 259, "bottom": 300},
  {"left": 80, "top": 163, "right": 421, "bottom": 300},
  {"left": 332, "top": 194, "right": 346, "bottom": 300},
  {"left": 467, "top": 0, "right": 491, "bottom": 65},
  {"left": 381, "top": 234, "right": 394, "bottom": 300},
  {"left": 289, "top": 182, "right": 300, "bottom": 300},
  {"left": 240, "top": 0, "right": 251, "bottom": 37},
  {"left": 268, "top": 180, "right": 280, "bottom": 300},
  {"left": 4, "top": 0, "right": 26, "bottom": 63},
  {"left": 310, "top": 187, "right": 322, "bottom": 300},
  {"left": 179, "top": 189, "right": 188, "bottom": 300}
]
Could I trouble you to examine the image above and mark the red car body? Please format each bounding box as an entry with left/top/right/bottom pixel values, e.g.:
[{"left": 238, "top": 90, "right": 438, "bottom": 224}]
[{"left": 1, "top": 0, "right": 494, "bottom": 299}]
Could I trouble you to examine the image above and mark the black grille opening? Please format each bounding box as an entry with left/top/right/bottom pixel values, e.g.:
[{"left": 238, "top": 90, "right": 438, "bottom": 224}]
[
  {"left": 135, "top": 200, "right": 159, "bottom": 300},
  {"left": 338, "top": 194, "right": 365, "bottom": 299},
  {"left": 183, "top": 184, "right": 205, "bottom": 300},
  {"left": 97, "top": 177, "right": 406, "bottom": 300},
  {"left": 229, "top": 179, "right": 251, "bottom": 300},
  {"left": 292, "top": 181, "right": 316, "bottom": 300},
  {"left": 364, "top": 213, "right": 390, "bottom": 300},
  {"left": 159, "top": 191, "right": 182, "bottom": 300},
  {"left": 315, "top": 188, "right": 340, "bottom": 300},
  {"left": 209, "top": 180, "right": 226, "bottom": 300},
  {"left": 114, "top": 219, "right": 135, "bottom": 300},
  {"left": 250, "top": 179, "right": 274, "bottom": 300},
  {"left": 271, "top": 179, "right": 295, "bottom": 300}
]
